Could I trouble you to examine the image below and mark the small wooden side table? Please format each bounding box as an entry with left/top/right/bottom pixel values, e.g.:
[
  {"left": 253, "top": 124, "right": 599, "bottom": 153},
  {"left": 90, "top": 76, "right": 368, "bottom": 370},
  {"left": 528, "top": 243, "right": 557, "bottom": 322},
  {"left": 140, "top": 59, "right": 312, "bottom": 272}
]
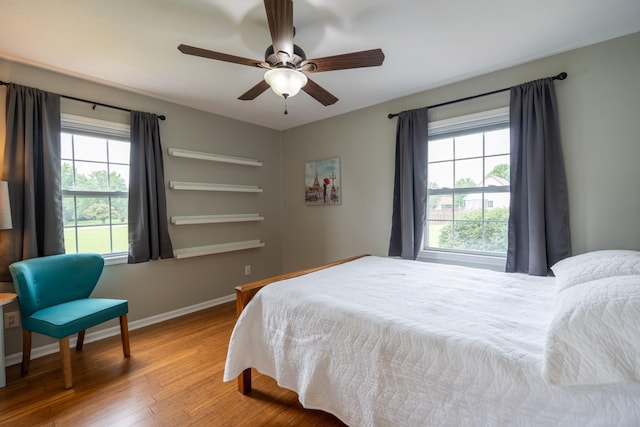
[{"left": 0, "top": 292, "right": 17, "bottom": 388}]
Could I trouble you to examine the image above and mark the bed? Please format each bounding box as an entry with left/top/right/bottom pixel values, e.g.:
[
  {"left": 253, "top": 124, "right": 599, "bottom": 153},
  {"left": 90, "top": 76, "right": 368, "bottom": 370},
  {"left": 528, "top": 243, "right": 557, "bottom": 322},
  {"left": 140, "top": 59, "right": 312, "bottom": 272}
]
[{"left": 223, "top": 253, "right": 640, "bottom": 426}]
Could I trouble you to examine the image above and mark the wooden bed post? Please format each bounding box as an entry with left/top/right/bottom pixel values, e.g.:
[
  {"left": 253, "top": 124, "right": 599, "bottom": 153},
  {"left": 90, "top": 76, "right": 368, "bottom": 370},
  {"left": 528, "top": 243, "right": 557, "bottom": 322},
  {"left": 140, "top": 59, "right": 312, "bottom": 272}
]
[
  {"left": 233, "top": 254, "right": 369, "bottom": 395},
  {"left": 235, "top": 287, "right": 255, "bottom": 395}
]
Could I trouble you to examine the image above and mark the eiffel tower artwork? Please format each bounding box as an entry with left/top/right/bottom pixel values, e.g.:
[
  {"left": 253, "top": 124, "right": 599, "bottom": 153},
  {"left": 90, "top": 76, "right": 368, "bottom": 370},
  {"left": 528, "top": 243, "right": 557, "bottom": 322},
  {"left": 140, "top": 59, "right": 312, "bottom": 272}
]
[{"left": 304, "top": 158, "right": 341, "bottom": 206}]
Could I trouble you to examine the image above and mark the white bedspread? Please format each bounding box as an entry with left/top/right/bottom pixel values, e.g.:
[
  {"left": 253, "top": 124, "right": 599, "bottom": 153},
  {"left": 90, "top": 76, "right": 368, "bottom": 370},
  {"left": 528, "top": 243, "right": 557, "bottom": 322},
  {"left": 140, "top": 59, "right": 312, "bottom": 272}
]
[{"left": 224, "top": 256, "right": 640, "bottom": 426}]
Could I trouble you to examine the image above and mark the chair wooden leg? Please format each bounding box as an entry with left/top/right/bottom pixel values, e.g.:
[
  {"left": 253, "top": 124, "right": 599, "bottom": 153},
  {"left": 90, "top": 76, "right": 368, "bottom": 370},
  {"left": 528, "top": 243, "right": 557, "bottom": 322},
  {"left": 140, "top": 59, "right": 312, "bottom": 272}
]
[
  {"left": 21, "top": 330, "right": 32, "bottom": 376},
  {"left": 119, "top": 314, "right": 130, "bottom": 357},
  {"left": 76, "top": 330, "right": 86, "bottom": 351},
  {"left": 59, "top": 337, "right": 73, "bottom": 389}
]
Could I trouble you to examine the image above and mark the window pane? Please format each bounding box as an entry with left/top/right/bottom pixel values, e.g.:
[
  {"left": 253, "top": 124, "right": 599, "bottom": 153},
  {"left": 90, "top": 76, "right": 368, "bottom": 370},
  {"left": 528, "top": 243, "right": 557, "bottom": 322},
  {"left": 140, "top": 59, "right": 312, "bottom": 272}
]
[
  {"left": 61, "top": 133, "right": 73, "bottom": 159},
  {"left": 485, "top": 128, "right": 509, "bottom": 156},
  {"left": 74, "top": 134, "right": 107, "bottom": 162},
  {"left": 108, "top": 140, "right": 130, "bottom": 164},
  {"left": 109, "top": 164, "right": 130, "bottom": 190},
  {"left": 485, "top": 155, "right": 510, "bottom": 185},
  {"left": 455, "top": 133, "right": 483, "bottom": 159},
  {"left": 484, "top": 221, "right": 508, "bottom": 253},
  {"left": 77, "top": 195, "right": 111, "bottom": 253},
  {"left": 77, "top": 225, "right": 112, "bottom": 253},
  {"left": 111, "top": 196, "right": 128, "bottom": 225},
  {"left": 485, "top": 198, "right": 510, "bottom": 215},
  {"left": 428, "top": 194, "right": 453, "bottom": 218},
  {"left": 427, "top": 220, "right": 453, "bottom": 249},
  {"left": 428, "top": 161, "right": 453, "bottom": 189},
  {"left": 62, "top": 196, "right": 76, "bottom": 225},
  {"left": 429, "top": 137, "right": 453, "bottom": 162},
  {"left": 428, "top": 187, "right": 454, "bottom": 256},
  {"left": 111, "top": 224, "right": 128, "bottom": 252},
  {"left": 453, "top": 221, "right": 485, "bottom": 251},
  {"left": 458, "top": 193, "right": 483, "bottom": 214},
  {"left": 78, "top": 196, "right": 110, "bottom": 224},
  {"left": 62, "top": 161, "right": 74, "bottom": 190},
  {"left": 64, "top": 227, "right": 77, "bottom": 253},
  {"left": 75, "top": 161, "right": 109, "bottom": 191},
  {"left": 485, "top": 204, "right": 509, "bottom": 253},
  {"left": 455, "top": 158, "right": 482, "bottom": 188}
]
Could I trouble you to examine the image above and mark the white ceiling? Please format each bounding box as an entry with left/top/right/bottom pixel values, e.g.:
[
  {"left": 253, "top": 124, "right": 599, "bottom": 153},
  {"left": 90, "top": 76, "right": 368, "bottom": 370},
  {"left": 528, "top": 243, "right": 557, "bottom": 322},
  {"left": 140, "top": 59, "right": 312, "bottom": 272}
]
[{"left": 1, "top": 0, "right": 639, "bottom": 131}]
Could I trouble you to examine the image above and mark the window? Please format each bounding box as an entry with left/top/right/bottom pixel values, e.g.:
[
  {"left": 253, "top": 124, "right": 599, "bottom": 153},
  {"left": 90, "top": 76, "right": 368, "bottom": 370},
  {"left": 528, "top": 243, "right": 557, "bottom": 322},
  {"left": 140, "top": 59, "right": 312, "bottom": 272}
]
[
  {"left": 424, "top": 108, "right": 510, "bottom": 257},
  {"left": 61, "top": 114, "right": 130, "bottom": 256}
]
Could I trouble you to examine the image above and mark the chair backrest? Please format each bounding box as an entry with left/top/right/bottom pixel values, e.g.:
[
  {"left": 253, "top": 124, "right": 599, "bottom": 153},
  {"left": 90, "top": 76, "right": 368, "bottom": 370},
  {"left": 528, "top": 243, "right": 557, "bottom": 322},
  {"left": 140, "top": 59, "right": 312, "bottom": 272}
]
[{"left": 9, "top": 253, "right": 105, "bottom": 317}]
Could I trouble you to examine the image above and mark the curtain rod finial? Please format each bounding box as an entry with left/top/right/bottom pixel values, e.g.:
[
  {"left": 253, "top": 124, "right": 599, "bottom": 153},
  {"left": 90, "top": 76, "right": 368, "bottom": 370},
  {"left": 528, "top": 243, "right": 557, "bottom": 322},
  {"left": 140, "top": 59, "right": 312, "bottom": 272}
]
[{"left": 555, "top": 72, "right": 568, "bottom": 80}]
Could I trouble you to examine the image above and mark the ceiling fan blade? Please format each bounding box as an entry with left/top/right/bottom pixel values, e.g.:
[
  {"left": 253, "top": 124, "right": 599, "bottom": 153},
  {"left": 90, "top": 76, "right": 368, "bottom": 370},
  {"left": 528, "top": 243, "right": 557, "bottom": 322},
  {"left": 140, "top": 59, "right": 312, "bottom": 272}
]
[
  {"left": 264, "top": 0, "right": 294, "bottom": 64},
  {"left": 302, "top": 78, "right": 338, "bottom": 106},
  {"left": 238, "top": 80, "right": 271, "bottom": 101},
  {"left": 301, "top": 48, "right": 385, "bottom": 73},
  {"left": 178, "top": 44, "right": 268, "bottom": 68}
]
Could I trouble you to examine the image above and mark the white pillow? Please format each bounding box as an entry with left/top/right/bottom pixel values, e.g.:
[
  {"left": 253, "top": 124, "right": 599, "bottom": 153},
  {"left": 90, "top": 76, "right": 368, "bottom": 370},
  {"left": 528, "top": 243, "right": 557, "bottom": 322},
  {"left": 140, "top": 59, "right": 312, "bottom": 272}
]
[
  {"left": 542, "top": 275, "right": 640, "bottom": 385},
  {"left": 551, "top": 250, "right": 640, "bottom": 292}
]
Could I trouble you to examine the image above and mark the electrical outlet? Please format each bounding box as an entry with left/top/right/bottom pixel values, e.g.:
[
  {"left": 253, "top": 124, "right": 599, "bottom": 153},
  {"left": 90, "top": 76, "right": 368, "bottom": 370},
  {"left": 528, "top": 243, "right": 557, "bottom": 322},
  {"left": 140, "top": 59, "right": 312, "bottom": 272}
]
[
  {"left": 3, "top": 311, "right": 20, "bottom": 329},
  {"left": 244, "top": 265, "right": 251, "bottom": 275}
]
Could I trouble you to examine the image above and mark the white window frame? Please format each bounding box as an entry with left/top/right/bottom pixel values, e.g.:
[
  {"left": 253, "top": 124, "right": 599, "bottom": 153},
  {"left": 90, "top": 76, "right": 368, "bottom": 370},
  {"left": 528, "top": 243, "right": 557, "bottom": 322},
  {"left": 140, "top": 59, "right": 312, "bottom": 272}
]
[
  {"left": 61, "top": 114, "right": 130, "bottom": 265},
  {"left": 418, "top": 107, "right": 509, "bottom": 271}
]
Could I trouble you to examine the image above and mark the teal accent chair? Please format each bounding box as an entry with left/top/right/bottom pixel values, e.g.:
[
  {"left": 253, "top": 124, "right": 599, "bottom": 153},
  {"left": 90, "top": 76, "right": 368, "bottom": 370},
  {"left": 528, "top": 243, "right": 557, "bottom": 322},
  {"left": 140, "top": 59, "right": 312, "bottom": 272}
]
[{"left": 9, "top": 253, "right": 130, "bottom": 389}]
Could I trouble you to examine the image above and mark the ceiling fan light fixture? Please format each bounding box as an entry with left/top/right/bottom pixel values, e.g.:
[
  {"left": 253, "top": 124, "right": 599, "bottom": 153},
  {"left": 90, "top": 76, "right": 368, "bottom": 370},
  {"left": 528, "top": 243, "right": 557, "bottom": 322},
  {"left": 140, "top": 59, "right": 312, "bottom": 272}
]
[{"left": 264, "top": 68, "right": 308, "bottom": 98}]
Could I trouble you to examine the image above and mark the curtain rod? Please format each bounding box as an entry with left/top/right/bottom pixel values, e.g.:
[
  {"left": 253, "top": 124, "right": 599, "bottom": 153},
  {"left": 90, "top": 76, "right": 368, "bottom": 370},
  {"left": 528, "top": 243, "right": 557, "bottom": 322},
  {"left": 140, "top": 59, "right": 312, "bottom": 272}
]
[
  {"left": 0, "top": 80, "right": 166, "bottom": 121},
  {"left": 387, "top": 72, "right": 567, "bottom": 119}
]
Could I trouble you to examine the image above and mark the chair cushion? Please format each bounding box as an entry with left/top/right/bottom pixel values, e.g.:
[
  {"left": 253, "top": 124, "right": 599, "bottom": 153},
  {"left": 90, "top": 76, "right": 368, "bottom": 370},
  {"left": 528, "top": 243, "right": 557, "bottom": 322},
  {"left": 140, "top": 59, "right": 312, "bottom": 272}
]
[{"left": 22, "top": 298, "right": 128, "bottom": 339}]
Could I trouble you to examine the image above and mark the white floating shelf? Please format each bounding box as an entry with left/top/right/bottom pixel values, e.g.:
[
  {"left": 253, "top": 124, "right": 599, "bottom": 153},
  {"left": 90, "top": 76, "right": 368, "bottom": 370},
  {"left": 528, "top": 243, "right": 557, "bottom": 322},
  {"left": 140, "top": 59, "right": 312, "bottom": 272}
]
[
  {"left": 173, "top": 240, "right": 265, "bottom": 259},
  {"left": 171, "top": 214, "right": 264, "bottom": 225},
  {"left": 168, "top": 148, "right": 262, "bottom": 167},
  {"left": 169, "top": 181, "right": 263, "bottom": 193}
]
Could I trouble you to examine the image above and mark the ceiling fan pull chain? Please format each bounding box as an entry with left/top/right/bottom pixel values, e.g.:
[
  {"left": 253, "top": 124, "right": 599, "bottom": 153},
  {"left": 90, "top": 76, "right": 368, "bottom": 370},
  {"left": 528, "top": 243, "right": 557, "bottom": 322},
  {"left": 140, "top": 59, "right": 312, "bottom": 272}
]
[{"left": 284, "top": 94, "right": 289, "bottom": 115}]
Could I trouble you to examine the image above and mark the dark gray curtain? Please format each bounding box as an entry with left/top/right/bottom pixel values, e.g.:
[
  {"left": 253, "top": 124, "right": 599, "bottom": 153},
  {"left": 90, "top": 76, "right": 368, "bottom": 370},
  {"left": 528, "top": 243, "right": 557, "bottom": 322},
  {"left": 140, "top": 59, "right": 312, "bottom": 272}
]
[
  {"left": 506, "top": 78, "right": 571, "bottom": 275},
  {"left": 128, "top": 111, "right": 173, "bottom": 263},
  {"left": 388, "top": 107, "right": 429, "bottom": 259},
  {"left": 0, "top": 83, "right": 64, "bottom": 281}
]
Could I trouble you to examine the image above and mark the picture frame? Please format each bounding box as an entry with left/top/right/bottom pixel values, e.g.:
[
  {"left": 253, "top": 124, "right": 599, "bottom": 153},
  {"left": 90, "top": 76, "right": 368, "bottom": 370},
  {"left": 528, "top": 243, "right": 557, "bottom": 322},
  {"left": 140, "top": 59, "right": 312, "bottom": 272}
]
[{"left": 304, "top": 158, "right": 341, "bottom": 205}]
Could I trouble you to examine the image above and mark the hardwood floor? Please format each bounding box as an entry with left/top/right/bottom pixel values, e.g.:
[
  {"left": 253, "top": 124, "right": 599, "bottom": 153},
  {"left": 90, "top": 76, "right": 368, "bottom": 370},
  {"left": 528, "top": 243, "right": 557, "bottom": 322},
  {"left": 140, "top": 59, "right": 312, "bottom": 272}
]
[{"left": 0, "top": 302, "right": 346, "bottom": 426}]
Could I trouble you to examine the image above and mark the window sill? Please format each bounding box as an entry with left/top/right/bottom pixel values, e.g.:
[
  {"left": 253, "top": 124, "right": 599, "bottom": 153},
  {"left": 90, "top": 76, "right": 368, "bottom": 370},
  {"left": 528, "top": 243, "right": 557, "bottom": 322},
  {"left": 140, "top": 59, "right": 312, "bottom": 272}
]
[
  {"left": 103, "top": 254, "right": 128, "bottom": 266},
  {"left": 417, "top": 250, "right": 506, "bottom": 272}
]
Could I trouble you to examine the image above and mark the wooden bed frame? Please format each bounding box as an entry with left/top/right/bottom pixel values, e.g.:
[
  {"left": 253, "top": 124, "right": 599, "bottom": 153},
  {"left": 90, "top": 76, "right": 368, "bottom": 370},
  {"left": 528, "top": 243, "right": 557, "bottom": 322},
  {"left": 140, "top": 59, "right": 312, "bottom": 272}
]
[{"left": 233, "top": 254, "right": 369, "bottom": 394}]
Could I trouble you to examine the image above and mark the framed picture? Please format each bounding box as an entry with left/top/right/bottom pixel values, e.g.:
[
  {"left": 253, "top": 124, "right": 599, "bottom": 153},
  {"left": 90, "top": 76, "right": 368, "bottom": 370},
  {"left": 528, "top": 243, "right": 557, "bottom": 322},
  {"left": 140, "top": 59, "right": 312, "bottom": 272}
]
[{"left": 305, "top": 158, "right": 341, "bottom": 205}]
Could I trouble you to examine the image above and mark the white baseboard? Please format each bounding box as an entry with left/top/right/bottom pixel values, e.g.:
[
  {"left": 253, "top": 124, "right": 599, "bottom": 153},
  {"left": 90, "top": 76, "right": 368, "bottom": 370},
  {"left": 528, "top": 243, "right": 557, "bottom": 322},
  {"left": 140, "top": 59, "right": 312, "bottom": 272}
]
[{"left": 3, "top": 293, "right": 235, "bottom": 367}]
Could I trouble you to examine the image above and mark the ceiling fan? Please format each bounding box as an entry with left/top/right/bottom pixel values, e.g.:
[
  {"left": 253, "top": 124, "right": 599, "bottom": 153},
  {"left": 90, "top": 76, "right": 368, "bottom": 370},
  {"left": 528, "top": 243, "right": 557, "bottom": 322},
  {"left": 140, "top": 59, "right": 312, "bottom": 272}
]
[{"left": 178, "top": 0, "right": 385, "bottom": 109}]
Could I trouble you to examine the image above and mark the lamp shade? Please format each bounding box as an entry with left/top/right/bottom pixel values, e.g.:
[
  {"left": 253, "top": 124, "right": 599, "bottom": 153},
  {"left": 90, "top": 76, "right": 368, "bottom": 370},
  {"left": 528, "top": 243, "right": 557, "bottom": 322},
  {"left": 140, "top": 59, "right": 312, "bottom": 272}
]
[
  {"left": 0, "top": 181, "right": 12, "bottom": 230},
  {"left": 264, "top": 68, "right": 308, "bottom": 98}
]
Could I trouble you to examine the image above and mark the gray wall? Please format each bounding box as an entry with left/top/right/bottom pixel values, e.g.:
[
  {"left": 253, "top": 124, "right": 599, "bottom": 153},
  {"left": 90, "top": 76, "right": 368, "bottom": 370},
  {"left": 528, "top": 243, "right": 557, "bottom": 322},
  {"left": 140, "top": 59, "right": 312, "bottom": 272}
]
[
  {"left": 0, "top": 59, "right": 283, "bottom": 356},
  {"left": 281, "top": 32, "right": 640, "bottom": 272}
]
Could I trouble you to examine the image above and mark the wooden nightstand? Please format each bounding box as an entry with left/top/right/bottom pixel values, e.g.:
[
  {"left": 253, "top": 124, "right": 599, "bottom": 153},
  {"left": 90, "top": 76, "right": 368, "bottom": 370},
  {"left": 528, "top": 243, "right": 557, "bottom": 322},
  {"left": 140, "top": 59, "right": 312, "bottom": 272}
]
[{"left": 0, "top": 292, "right": 17, "bottom": 387}]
